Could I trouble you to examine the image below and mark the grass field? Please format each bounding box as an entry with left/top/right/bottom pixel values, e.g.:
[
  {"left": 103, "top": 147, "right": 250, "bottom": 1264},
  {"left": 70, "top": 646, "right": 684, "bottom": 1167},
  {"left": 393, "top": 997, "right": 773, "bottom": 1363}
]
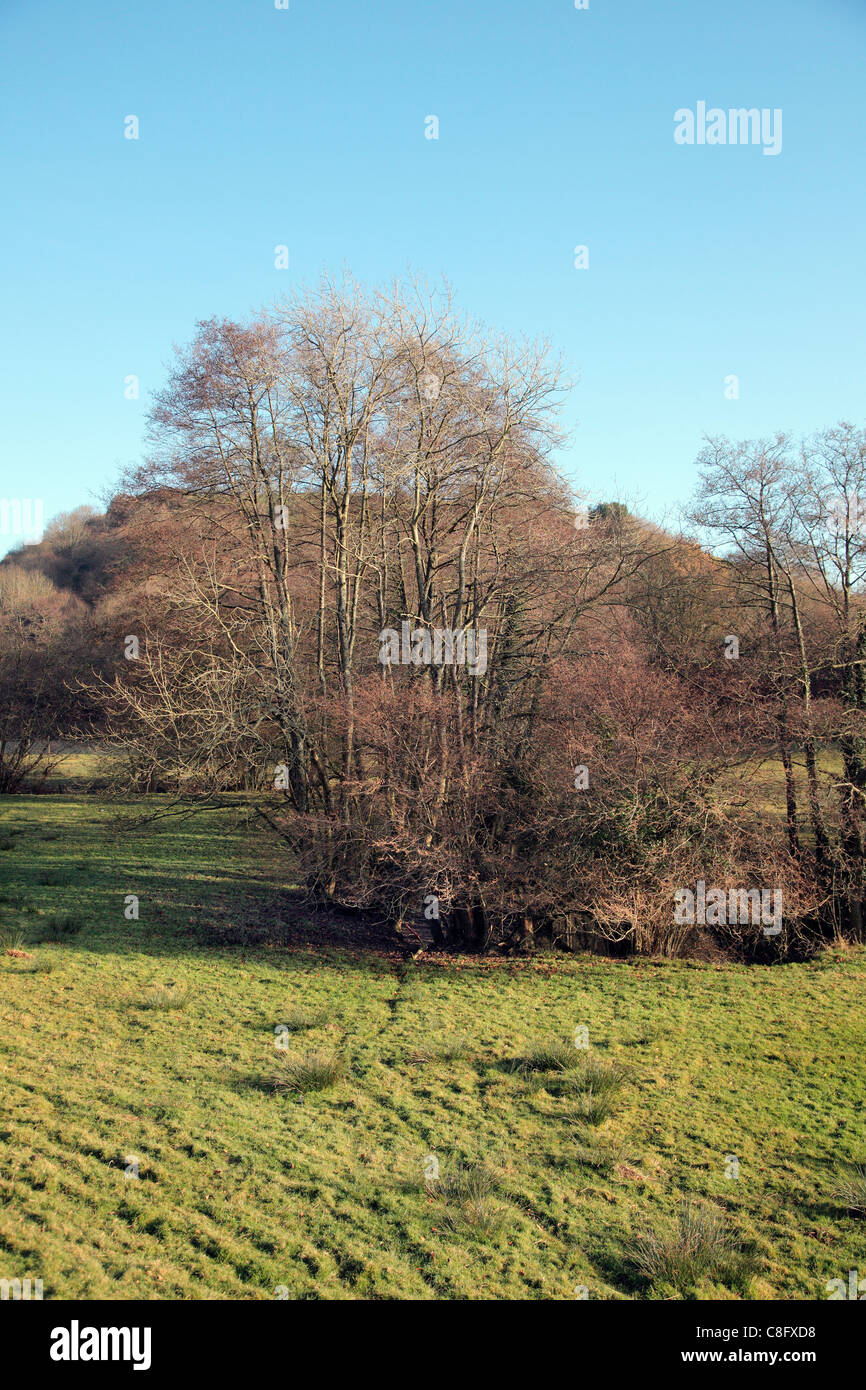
[{"left": 1, "top": 794, "right": 865, "bottom": 1300}]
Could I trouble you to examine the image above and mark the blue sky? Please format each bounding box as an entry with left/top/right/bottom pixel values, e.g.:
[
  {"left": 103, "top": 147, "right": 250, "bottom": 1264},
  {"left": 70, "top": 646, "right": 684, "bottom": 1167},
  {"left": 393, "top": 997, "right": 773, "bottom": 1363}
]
[{"left": 1, "top": 0, "right": 864, "bottom": 555}]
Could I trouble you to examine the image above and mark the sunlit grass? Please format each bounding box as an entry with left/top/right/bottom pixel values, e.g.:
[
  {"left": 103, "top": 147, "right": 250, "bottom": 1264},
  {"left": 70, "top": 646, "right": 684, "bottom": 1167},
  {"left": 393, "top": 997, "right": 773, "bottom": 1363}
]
[{"left": 0, "top": 795, "right": 863, "bottom": 1300}]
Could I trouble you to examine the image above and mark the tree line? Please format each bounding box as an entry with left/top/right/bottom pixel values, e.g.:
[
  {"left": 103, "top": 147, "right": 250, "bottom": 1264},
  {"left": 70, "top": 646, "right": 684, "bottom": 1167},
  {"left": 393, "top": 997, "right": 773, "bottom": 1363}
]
[{"left": 2, "top": 276, "right": 864, "bottom": 956}]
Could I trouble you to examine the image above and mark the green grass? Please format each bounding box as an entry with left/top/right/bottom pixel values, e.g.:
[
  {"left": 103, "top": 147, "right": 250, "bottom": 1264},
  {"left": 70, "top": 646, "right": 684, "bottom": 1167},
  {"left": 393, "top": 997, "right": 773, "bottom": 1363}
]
[
  {"left": 723, "top": 750, "right": 845, "bottom": 828},
  {"left": 1, "top": 795, "right": 865, "bottom": 1300}
]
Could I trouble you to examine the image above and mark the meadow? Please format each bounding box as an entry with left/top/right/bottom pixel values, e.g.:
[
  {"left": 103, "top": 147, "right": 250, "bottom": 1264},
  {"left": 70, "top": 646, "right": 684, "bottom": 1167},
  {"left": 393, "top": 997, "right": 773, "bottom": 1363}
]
[{"left": 1, "top": 792, "right": 864, "bottom": 1300}]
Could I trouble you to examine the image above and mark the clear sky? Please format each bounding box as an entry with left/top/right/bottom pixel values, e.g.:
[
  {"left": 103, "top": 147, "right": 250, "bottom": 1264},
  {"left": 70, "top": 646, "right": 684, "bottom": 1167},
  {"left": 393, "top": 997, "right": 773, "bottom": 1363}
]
[{"left": 1, "top": 0, "right": 864, "bottom": 555}]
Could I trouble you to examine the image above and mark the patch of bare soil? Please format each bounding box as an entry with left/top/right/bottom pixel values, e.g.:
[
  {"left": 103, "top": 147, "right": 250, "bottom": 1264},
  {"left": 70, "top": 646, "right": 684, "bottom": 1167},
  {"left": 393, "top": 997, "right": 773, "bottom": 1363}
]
[{"left": 201, "top": 888, "right": 403, "bottom": 954}]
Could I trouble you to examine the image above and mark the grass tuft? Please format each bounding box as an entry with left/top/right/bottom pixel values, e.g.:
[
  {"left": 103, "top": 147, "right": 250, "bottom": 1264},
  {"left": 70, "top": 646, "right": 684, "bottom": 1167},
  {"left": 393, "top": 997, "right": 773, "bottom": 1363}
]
[
  {"left": 432, "top": 1161, "right": 500, "bottom": 1202},
  {"left": 571, "top": 1125, "right": 627, "bottom": 1173},
  {"left": 427, "top": 1162, "right": 506, "bottom": 1237},
  {"left": 559, "top": 1054, "right": 626, "bottom": 1095},
  {"left": 435, "top": 1035, "right": 473, "bottom": 1061},
  {"left": 136, "top": 983, "right": 193, "bottom": 1011},
  {"left": 633, "top": 1200, "right": 754, "bottom": 1294},
  {"left": 570, "top": 1086, "right": 618, "bottom": 1125},
  {"left": 41, "top": 913, "right": 84, "bottom": 941},
  {"left": 0, "top": 925, "right": 27, "bottom": 951},
  {"left": 272, "top": 1048, "right": 345, "bottom": 1093},
  {"left": 514, "top": 1039, "right": 584, "bottom": 1073},
  {"left": 277, "top": 1004, "right": 332, "bottom": 1032},
  {"left": 834, "top": 1163, "right": 866, "bottom": 1216}
]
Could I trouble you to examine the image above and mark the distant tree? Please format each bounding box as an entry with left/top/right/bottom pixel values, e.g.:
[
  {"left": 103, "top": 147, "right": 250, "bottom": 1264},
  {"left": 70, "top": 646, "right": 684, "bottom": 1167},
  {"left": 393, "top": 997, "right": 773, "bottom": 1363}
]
[{"left": 590, "top": 501, "right": 629, "bottom": 523}]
